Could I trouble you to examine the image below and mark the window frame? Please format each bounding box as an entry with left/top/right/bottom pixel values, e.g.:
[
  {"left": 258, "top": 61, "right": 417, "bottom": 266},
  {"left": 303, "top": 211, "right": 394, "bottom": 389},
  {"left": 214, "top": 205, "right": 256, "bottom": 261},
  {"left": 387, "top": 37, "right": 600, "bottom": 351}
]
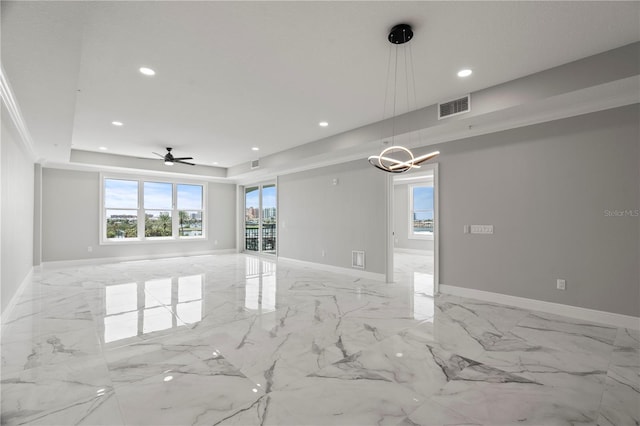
[
  {"left": 100, "top": 173, "right": 207, "bottom": 245},
  {"left": 408, "top": 182, "right": 434, "bottom": 241},
  {"left": 176, "top": 184, "right": 205, "bottom": 239},
  {"left": 143, "top": 181, "right": 175, "bottom": 240}
]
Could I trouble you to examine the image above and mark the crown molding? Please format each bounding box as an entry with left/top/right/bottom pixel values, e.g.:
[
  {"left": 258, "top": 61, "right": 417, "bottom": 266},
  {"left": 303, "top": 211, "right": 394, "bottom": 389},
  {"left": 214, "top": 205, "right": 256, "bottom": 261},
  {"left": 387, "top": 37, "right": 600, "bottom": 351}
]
[{"left": 0, "top": 66, "right": 37, "bottom": 161}]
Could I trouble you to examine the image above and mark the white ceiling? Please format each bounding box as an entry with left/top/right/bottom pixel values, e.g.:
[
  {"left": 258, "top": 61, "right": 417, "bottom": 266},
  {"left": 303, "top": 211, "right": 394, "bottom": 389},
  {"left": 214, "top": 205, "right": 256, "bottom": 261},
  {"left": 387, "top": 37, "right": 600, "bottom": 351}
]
[{"left": 2, "top": 1, "right": 639, "bottom": 171}]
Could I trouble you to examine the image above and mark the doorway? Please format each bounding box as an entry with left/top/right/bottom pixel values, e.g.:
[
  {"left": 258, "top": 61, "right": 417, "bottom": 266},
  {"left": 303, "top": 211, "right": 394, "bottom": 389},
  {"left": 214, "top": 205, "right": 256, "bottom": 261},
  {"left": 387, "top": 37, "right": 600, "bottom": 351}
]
[
  {"left": 388, "top": 164, "right": 438, "bottom": 296},
  {"left": 244, "top": 183, "right": 277, "bottom": 255}
]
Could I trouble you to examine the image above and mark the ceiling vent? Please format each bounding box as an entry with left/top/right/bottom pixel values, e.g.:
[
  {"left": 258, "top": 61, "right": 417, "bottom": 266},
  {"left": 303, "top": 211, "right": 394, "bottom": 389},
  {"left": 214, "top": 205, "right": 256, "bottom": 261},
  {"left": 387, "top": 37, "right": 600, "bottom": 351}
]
[
  {"left": 438, "top": 94, "right": 470, "bottom": 119},
  {"left": 251, "top": 159, "right": 260, "bottom": 169}
]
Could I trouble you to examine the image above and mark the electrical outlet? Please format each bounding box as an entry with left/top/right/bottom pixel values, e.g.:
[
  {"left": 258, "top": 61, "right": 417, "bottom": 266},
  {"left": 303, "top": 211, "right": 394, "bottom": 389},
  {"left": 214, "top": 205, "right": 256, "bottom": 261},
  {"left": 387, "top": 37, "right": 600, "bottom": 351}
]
[
  {"left": 321, "top": 250, "right": 326, "bottom": 257},
  {"left": 556, "top": 279, "right": 566, "bottom": 290},
  {"left": 214, "top": 240, "right": 218, "bottom": 245},
  {"left": 87, "top": 246, "right": 93, "bottom": 253}
]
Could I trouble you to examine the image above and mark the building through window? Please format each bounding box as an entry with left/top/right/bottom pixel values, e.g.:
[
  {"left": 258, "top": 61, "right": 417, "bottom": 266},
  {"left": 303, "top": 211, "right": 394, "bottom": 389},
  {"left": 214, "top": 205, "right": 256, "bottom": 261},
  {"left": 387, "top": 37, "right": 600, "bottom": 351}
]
[
  {"left": 102, "top": 177, "right": 205, "bottom": 243},
  {"left": 409, "top": 183, "right": 434, "bottom": 239}
]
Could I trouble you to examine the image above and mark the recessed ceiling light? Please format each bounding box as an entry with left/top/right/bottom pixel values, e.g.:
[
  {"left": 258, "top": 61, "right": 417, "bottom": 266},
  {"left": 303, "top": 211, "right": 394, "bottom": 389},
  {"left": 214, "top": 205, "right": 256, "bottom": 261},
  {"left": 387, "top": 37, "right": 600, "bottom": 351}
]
[
  {"left": 99, "top": 146, "right": 108, "bottom": 151},
  {"left": 111, "top": 121, "right": 123, "bottom": 126},
  {"left": 319, "top": 121, "right": 329, "bottom": 127},
  {"left": 457, "top": 69, "right": 473, "bottom": 78},
  {"left": 212, "top": 162, "right": 219, "bottom": 166},
  {"left": 251, "top": 147, "right": 259, "bottom": 151},
  {"left": 139, "top": 67, "right": 156, "bottom": 76}
]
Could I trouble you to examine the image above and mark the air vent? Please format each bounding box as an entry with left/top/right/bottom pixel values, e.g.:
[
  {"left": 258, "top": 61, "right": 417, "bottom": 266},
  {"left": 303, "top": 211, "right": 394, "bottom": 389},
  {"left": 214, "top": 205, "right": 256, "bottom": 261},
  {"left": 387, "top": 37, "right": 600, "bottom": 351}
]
[
  {"left": 438, "top": 94, "right": 470, "bottom": 119},
  {"left": 251, "top": 159, "right": 260, "bottom": 169},
  {"left": 352, "top": 251, "right": 365, "bottom": 269}
]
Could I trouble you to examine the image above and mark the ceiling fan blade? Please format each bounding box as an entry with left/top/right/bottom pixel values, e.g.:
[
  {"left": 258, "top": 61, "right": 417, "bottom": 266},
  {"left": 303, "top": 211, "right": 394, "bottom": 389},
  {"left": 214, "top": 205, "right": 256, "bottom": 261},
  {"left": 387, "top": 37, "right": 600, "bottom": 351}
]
[
  {"left": 176, "top": 160, "right": 195, "bottom": 166},
  {"left": 172, "top": 157, "right": 193, "bottom": 161},
  {"left": 152, "top": 152, "right": 165, "bottom": 158}
]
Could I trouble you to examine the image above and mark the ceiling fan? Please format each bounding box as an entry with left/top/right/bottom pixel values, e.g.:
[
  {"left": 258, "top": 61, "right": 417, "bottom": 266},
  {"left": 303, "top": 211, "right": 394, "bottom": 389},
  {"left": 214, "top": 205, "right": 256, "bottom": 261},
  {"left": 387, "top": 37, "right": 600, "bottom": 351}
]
[{"left": 152, "top": 147, "right": 195, "bottom": 166}]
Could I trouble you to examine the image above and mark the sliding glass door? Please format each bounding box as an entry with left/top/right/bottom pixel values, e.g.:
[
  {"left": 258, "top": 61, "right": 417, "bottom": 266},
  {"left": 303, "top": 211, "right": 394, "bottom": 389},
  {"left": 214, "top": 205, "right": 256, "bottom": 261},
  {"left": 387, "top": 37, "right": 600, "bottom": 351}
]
[
  {"left": 244, "top": 183, "right": 277, "bottom": 255},
  {"left": 261, "top": 184, "right": 277, "bottom": 254}
]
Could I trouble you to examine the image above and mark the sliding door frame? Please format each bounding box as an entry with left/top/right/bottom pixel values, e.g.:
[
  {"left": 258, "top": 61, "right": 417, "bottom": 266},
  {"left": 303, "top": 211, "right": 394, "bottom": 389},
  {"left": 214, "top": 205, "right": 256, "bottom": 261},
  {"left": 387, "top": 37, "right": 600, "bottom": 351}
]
[{"left": 242, "top": 180, "right": 278, "bottom": 257}]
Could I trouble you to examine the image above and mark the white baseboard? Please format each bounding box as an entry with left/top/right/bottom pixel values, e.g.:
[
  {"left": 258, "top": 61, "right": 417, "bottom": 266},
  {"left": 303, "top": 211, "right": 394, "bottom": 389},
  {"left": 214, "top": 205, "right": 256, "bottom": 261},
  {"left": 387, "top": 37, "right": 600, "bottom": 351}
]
[
  {"left": 394, "top": 248, "right": 434, "bottom": 255},
  {"left": 277, "top": 256, "right": 385, "bottom": 282},
  {"left": 439, "top": 284, "right": 640, "bottom": 330},
  {"left": 1, "top": 267, "right": 33, "bottom": 331},
  {"left": 41, "top": 249, "right": 237, "bottom": 270}
]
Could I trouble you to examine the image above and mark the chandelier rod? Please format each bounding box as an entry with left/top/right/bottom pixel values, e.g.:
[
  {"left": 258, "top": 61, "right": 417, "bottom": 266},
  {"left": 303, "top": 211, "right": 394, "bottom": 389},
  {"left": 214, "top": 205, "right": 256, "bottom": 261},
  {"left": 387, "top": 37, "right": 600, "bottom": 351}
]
[
  {"left": 368, "top": 23, "right": 440, "bottom": 174},
  {"left": 382, "top": 43, "right": 393, "bottom": 142},
  {"left": 391, "top": 42, "right": 399, "bottom": 146}
]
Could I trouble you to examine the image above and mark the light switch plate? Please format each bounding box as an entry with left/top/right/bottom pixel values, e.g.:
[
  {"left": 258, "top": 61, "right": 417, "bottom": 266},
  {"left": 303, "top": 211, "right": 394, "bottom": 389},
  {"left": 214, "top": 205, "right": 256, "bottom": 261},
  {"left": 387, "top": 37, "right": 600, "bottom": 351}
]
[{"left": 470, "top": 225, "right": 494, "bottom": 234}]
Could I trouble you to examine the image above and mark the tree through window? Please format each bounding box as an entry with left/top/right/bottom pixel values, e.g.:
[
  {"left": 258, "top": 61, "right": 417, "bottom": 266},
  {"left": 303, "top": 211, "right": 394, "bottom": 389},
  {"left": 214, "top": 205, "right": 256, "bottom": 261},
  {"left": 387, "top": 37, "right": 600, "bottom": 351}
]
[{"left": 102, "top": 177, "right": 205, "bottom": 242}]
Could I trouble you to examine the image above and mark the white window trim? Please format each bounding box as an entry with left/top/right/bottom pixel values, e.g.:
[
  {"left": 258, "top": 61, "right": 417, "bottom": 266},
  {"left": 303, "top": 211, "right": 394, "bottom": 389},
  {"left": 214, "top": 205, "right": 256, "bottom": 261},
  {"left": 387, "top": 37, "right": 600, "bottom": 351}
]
[
  {"left": 100, "top": 173, "right": 208, "bottom": 245},
  {"left": 408, "top": 182, "right": 434, "bottom": 241}
]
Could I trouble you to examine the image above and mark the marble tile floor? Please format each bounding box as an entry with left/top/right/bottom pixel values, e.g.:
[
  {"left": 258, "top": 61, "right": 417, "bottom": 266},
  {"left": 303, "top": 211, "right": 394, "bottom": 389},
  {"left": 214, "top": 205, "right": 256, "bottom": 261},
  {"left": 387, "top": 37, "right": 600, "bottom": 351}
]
[{"left": 1, "top": 253, "right": 638, "bottom": 426}]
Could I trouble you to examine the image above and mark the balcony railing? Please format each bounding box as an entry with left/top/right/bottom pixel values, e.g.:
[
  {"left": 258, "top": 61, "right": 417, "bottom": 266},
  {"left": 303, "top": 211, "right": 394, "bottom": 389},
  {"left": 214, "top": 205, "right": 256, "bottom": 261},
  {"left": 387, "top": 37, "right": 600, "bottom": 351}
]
[
  {"left": 245, "top": 223, "right": 276, "bottom": 252},
  {"left": 412, "top": 219, "right": 434, "bottom": 233}
]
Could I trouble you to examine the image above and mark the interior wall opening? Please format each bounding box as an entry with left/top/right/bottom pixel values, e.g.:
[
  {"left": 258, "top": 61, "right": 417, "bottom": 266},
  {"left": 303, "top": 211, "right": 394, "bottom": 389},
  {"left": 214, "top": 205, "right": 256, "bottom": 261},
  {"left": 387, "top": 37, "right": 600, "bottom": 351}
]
[{"left": 390, "top": 165, "right": 438, "bottom": 317}]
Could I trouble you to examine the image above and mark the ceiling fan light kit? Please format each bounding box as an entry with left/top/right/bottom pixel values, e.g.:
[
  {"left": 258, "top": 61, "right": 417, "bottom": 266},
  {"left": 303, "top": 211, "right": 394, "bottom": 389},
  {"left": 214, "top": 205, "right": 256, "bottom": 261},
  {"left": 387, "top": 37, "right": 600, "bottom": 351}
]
[{"left": 368, "top": 23, "right": 440, "bottom": 173}]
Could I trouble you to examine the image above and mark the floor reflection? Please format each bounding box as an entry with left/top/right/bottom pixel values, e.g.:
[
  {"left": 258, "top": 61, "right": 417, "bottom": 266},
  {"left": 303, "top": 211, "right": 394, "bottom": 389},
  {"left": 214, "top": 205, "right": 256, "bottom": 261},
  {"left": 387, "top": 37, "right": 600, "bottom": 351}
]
[
  {"left": 177, "top": 275, "right": 203, "bottom": 324},
  {"left": 412, "top": 271, "right": 434, "bottom": 321},
  {"left": 244, "top": 256, "right": 277, "bottom": 313},
  {"left": 103, "top": 274, "right": 204, "bottom": 343},
  {"left": 394, "top": 251, "right": 435, "bottom": 322}
]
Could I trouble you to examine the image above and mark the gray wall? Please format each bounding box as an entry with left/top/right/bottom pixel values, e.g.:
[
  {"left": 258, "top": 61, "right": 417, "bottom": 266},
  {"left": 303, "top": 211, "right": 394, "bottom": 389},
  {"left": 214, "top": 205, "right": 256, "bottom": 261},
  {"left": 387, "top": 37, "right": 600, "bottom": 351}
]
[
  {"left": 427, "top": 105, "right": 639, "bottom": 317},
  {"left": 278, "top": 106, "right": 639, "bottom": 316},
  {"left": 1, "top": 119, "right": 35, "bottom": 314},
  {"left": 41, "top": 168, "right": 236, "bottom": 262},
  {"left": 393, "top": 183, "right": 433, "bottom": 251},
  {"left": 278, "top": 160, "right": 387, "bottom": 274}
]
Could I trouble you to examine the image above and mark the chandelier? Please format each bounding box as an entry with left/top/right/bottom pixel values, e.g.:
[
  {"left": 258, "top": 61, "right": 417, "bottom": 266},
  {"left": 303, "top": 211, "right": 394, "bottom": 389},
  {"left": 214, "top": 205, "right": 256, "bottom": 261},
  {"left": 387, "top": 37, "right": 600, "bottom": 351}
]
[{"left": 368, "top": 24, "right": 439, "bottom": 173}]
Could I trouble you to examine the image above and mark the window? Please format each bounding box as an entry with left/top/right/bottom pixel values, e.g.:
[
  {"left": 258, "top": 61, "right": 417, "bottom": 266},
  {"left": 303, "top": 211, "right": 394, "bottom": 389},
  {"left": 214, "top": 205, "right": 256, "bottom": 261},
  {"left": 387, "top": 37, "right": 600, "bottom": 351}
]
[
  {"left": 177, "top": 184, "right": 203, "bottom": 237},
  {"left": 144, "top": 182, "right": 173, "bottom": 238},
  {"left": 102, "top": 176, "right": 205, "bottom": 243},
  {"left": 105, "top": 179, "right": 139, "bottom": 239},
  {"left": 409, "top": 183, "right": 434, "bottom": 239}
]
